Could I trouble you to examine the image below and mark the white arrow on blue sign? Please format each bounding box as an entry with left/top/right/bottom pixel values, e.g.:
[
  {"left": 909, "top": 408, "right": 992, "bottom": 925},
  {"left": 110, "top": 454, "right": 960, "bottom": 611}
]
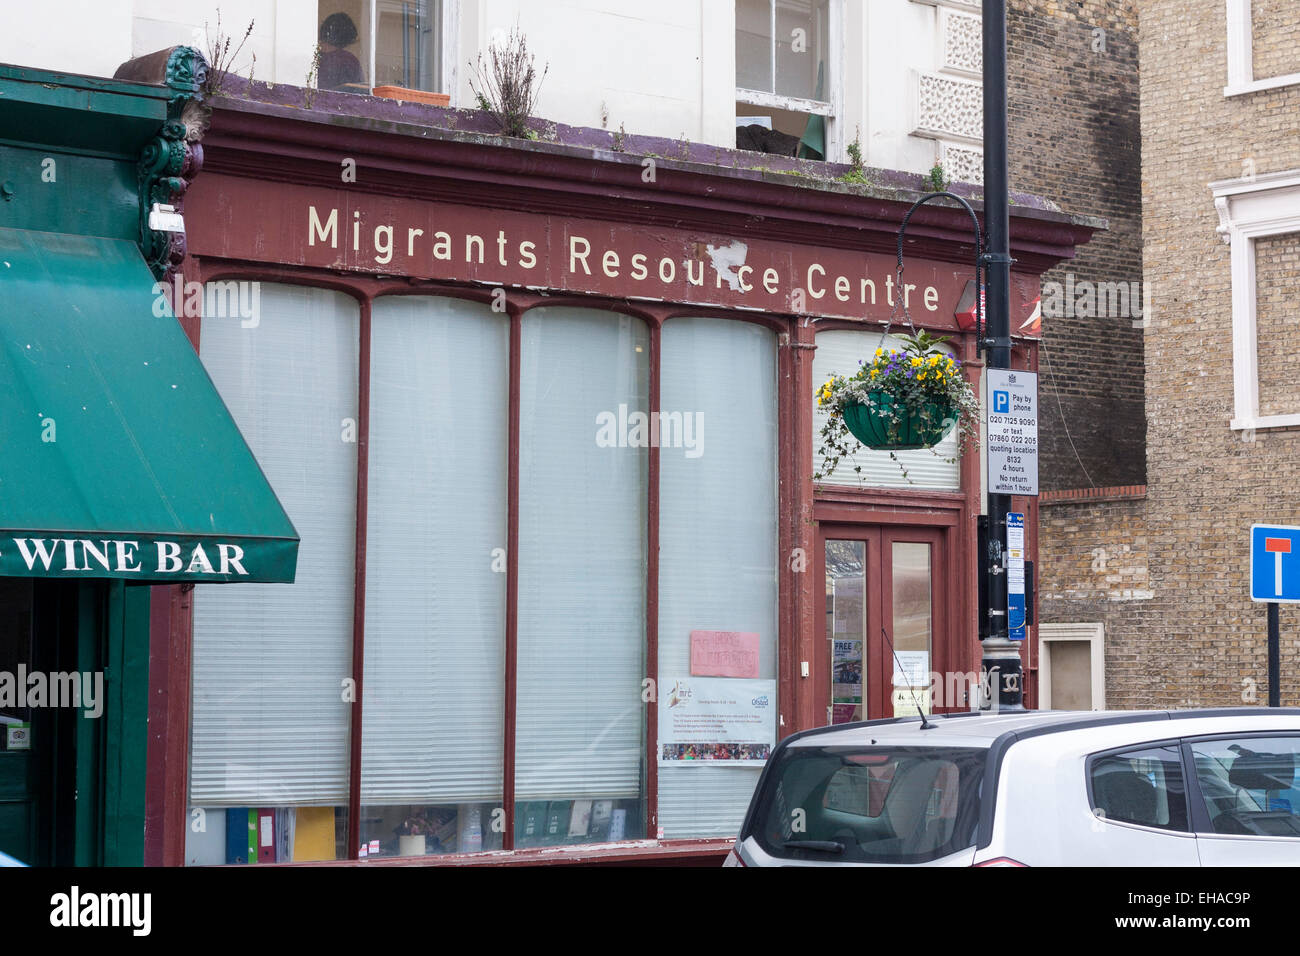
[{"left": 1250, "top": 524, "right": 1300, "bottom": 602}]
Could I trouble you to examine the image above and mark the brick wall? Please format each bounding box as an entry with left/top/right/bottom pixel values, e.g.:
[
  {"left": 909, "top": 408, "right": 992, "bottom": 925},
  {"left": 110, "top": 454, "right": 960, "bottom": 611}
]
[
  {"left": 1121, "top": 0, "right": 1300, "bottom": 707},
  {"left": 1008, "top": 0, "right": 1146, "bottom": 491},
  {"left": 1253, "top": 232, "right": 1300, "bottom": 418},
  {"left": 1008, "top": 2, "right": 1158, "bottom": 708},
  {"left": 1038, "top": 496, "right": 1159, "bottom": 709},
  {"left": 1252, "top": 0, "right": 1300, "bottom": 81}
]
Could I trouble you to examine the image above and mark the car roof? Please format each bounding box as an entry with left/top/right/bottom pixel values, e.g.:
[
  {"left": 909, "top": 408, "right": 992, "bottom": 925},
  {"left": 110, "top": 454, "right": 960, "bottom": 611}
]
[{"left": 782, "top": 707, "right": 1300, "bottom": 750}]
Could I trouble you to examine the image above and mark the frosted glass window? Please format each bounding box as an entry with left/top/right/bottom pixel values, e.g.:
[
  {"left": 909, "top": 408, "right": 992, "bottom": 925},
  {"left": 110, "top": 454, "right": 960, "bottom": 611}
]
[
  {"left": 359, "top": 296, "right": 508, "bottom": 856},
  {"left": 515, "top": 308, "right": 647, "bottom": 846},
  {"left": 812, "top": 330, "right": 961, "bottom": 490},
  {"left": 190, "top": 284, "right": 358, "bottom": 860},
  {"left": 658, "top": 318, "right": 779, "bottom": 838}
]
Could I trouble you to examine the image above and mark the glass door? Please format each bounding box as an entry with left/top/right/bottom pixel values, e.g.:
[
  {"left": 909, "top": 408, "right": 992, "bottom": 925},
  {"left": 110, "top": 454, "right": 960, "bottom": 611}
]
[
  {"left": 822, "top": 536, "right": 874, "bottom": 725},
  {"left": 886, "top": 533, "right": 940, "bottom": 719},
  {"left": 817, "top": 526, "right": 947, "bottom": 724}
]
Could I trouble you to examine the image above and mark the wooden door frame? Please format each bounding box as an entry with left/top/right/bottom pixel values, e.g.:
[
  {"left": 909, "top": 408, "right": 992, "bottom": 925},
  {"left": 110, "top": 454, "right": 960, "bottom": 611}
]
[
  {"left": 814, "top": 520, "right": 958, "bottom": 724},
  {"left": 814, "top": 525, "right": 884, "bottom": 725},
  {"left": 879, "top": 525, "right": 950, "bottom": 715}
]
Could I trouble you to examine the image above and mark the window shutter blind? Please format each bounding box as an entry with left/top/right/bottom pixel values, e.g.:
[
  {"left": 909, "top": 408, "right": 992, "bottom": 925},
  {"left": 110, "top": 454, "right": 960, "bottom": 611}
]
[
  {"left": 191, "top": 284, "right": 359, "bottom": 807},
  {"left": 516, "top": 308, "right": 648, "bottom": 800},
  {"left": 361, "top": 296, "right": 508, "bottom": 805},
  {"left": 657, "top": 318, "right": 779, "bottom": 838},
  {"left": 812, "top": 330, "right": 961, "bottom": 490}
]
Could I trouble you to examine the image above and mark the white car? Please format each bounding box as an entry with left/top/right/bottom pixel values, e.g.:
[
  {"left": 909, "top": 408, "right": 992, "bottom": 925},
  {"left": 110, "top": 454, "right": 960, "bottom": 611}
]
[{"left": 725, "top": 708, "right": 1300, "bottom": 866}]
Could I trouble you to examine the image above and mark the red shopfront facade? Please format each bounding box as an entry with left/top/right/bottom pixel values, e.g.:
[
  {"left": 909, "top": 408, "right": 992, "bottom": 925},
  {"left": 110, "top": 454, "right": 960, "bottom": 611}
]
[{"left": 144, "top": 92, "right": 1095, "bottom": 867}]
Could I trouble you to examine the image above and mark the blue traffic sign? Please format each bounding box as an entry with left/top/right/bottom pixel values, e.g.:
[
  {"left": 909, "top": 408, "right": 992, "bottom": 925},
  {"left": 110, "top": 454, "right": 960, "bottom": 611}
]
[{"left": 1250, "top": 524, "right": 1300, "bottom": 603}]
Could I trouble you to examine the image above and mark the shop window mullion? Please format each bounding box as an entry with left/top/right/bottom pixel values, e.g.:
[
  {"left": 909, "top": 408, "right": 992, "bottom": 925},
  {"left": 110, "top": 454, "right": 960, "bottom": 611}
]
[
  {"left": 645, "top": 319, "right": 661, "bottom": 839},
  {"left": 502, "top": 307, "right": 522, "bottom": 850},
  {"left": 346, "top": 296, "right": 372, "bottom": 860}
]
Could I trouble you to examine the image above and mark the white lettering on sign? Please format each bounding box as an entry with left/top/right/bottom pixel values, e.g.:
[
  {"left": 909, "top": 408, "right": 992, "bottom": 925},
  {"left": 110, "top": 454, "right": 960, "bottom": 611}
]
[
  {"left": 13, "top": 538, "right": 59, "bottom": 571},
  {"left": 302, "top": 207, "right": 945, "bottom": 315},
  {"left": 157, "top": 541, "right": 182, "bottom": 573},
  {"left": 6, "top": 538, "right": 250, "bottom": 576}
]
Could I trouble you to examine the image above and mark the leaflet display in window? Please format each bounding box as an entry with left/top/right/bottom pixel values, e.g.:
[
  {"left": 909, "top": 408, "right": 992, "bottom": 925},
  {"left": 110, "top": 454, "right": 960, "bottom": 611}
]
[{"left": 658, "top": 677, "right": 776, "bottom": 765}]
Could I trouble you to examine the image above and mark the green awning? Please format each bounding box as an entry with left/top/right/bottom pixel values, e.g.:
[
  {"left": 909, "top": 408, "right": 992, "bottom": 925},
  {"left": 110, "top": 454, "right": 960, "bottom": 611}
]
[{"left": 0, "top": 227, "right": 299, "bottom": 583}]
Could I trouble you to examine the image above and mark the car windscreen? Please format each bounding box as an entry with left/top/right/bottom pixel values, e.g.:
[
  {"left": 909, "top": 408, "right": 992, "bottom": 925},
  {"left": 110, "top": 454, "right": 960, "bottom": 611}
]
[{"left": 747, "top": 744, "right": 988, "bottom": 864}]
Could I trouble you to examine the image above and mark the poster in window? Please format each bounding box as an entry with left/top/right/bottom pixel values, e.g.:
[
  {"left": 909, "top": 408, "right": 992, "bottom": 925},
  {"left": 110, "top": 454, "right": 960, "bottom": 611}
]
[
  {"left": 833, "top": 576, "right": 865, "bottom": 637},
  {"left": 832, "top": 638, "right": 863, "bottom": 703},
  {"left": 658, "top": 677, "right": 776, "bottom": 765},
  {"left": 891, "top": 650, "right": 930, "bottom": 688}
]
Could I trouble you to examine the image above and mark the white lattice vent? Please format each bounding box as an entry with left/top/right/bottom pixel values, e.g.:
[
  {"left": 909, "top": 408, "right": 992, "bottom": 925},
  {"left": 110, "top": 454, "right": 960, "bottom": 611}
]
[
  {"left": 942, "top": 11, "right": 982, "bottom": 77},
  {"left": 914, "top": 73, "right": 983, "bottom": 143},
  {"left": 940, "top": 142, "right": 984, "bottom": 185}
]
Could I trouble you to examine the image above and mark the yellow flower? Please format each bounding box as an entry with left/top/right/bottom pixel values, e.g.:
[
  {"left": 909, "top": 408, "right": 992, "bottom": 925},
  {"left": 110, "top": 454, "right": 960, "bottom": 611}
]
[
  {"left": 911, "top": 356, "right": 923, "bottom": 367},
  {"left": 875, "top": 348, "right": 884, "bottom": 357},
  {"left": 917, "top": 372, "right": 926, "bottom": 380}
]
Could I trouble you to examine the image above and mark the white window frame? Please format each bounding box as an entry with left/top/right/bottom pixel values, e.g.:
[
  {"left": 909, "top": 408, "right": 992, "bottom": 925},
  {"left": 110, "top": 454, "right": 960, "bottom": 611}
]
[
  {"left": 1225, "top": 0, "right": 1300, "bottom": 97},
  {"left": 908, "top": 0, "right": 980, "bottom": 11},
  {"left": 1211, "top": 169, "right": 1300, "bottom": 431},
  {"left": 735, "top": 0, "right": 843, "bottom": 157},
  {"left": 1038, "top": 623, "right": 1105, "bottom": 711},
  {"left": 361, "top": 0, "right": 458, "bottom": 99}
]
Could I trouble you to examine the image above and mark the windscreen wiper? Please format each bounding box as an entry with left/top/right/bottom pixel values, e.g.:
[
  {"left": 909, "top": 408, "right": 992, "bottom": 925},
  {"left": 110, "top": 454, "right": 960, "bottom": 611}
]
[{"left": 782, "top": 840, "right": 844, "bottom": 853}]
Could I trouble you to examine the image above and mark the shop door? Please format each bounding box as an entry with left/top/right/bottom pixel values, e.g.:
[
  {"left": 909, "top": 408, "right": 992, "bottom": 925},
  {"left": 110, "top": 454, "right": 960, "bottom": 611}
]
[
  {"left": 816, "top": 525, "right": 948, "bottom": 725},
  {"left": 0, "top": 579, "right": 39, "bottom": 864}
]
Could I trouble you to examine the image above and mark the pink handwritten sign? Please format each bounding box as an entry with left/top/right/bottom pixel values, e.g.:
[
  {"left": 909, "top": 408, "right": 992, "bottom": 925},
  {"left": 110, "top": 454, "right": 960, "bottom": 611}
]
[{"left": 690, "top": 631, "right": 761, "bottom": 678}]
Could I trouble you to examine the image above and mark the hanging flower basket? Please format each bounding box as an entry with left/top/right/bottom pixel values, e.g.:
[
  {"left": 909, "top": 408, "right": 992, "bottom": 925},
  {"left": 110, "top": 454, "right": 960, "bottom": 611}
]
[
  {"left": 815, "top": 330, "right": 980, "bottom": 483},
  {"left": 844, "top": 391, "right": 958, "bottom": 450}
]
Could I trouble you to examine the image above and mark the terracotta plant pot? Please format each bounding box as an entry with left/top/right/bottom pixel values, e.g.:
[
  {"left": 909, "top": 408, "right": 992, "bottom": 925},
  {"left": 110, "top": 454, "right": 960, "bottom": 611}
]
[
  {"left": 843, "top": 390, "right": 957, "bottom": 450},
  {"left": 372, "top": 85, "right": 451, "bottom": 107}
]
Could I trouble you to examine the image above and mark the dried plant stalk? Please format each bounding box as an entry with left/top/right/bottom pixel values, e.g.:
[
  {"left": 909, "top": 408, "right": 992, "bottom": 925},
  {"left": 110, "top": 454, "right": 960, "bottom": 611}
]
[
  {"left": 203, "top": 9, "right": 254, "bottom": 97},
  {"left": 467, "top": 26, "right": 549, "bottom": 138}
]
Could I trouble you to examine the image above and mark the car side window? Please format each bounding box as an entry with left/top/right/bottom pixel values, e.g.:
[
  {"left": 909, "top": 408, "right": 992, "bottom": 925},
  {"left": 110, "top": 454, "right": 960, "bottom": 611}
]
[
  {"left": 1089, "top": 744, "right": 1189, "bottom": 832},
  {"left": 1189, "top": 736, "right": 1300, "bottom": 838}
]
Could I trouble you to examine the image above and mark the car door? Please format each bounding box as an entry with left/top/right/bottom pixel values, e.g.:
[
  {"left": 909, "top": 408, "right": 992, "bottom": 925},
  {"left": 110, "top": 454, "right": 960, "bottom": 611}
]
[
  {"left": 1074, "top": 741, "right": 1202, "bottom": 865},
  {"left": 1184, "top": 734, "right": 1300, "bottom": 865}
]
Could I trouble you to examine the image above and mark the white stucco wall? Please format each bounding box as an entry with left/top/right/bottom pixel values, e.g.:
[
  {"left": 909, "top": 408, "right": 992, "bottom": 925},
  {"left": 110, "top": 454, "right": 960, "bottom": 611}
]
[
  {"left": 0, "top": 0, "right": 980, "bottom": 178},
  {"left": 463, "top": 0, "right": 735, "bottom": 145}
]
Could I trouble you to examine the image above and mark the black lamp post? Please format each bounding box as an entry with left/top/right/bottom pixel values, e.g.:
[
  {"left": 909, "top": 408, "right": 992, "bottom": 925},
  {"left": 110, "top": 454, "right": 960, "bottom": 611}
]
[
  {"left": 892, "top": 1, "right": 1025, "bottom": 711},
  {"left": 979, "top": 0, "right": 1024, "bottom": 710}
]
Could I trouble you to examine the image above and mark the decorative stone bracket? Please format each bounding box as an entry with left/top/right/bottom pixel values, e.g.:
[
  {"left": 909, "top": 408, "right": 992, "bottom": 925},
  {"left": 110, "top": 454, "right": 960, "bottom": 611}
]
[{"left": 114, "top": 46, "right": 211, "bottom": 280}]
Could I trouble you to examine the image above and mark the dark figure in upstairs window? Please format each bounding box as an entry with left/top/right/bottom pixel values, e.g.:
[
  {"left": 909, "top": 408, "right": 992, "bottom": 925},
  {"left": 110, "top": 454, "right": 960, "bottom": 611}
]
[{"left": 318, "top": 12, "right": 365, "bottom": 93}]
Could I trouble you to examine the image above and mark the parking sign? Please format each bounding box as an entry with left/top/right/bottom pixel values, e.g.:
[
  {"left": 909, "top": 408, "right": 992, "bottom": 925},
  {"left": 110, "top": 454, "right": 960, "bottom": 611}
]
[
  {"left": 985, "top": 370, "right": 1039, "bottom": 496},
  {"left": 1250, "top": 524, "right": 1300, "bottom": 602}
]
